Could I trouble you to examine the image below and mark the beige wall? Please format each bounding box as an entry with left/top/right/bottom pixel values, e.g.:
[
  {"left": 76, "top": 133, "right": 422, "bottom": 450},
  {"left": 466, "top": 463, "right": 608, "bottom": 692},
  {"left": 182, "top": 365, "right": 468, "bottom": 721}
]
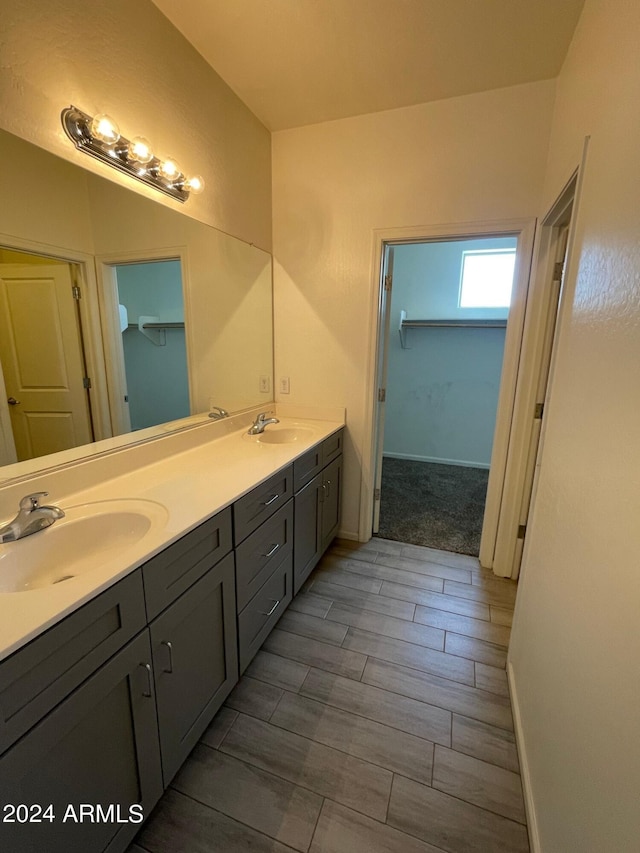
[
  {"left": 509, "top": 1, "right": 640, "bottom": 850},
  {"left": 0, "top": 0, "right": 271, "bottom": 250},
  {"left": 272, "top": 80, "right": 556, "bottom": 537}
]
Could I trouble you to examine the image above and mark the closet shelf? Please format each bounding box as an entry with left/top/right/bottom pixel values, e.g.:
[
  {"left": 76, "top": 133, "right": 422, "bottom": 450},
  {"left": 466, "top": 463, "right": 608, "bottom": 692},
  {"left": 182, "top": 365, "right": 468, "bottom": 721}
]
[{"left": 398, "top": 310, "right": 506, "bottom": 348}]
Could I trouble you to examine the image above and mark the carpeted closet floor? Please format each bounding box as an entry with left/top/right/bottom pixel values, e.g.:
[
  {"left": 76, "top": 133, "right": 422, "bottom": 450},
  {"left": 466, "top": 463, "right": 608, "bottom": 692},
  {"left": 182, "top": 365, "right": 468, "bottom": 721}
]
[{"left": 377, "top": 458, "right": 489, "bottom": 556}]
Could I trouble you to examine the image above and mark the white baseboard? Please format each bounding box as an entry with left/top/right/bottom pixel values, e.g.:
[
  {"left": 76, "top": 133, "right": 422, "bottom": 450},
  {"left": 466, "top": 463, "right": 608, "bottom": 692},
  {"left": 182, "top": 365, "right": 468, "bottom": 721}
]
[
  {"left": 383, "top": 451, "right": 490, "bottom": 470},
  {"left": 336, "top": 528, "right": 359, "bottom": 541},
  {"left": 507, "top": 661, "right": 541, "bottom": 853}
]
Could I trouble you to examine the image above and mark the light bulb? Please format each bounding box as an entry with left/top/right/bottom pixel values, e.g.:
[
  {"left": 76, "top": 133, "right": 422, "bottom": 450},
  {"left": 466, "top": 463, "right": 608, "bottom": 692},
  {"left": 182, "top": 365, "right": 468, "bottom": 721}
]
[
  {"left": 90, "top": 114, "right": 120, "bottom": 145},
  {"left": 158, "top": 157, "right": 182, "bottom": 182},
  {"left": 186, "top": 175, "right": 205, "bottom": 194},
  {"left": 127, "top": 136, "right": 154, "bottom": 165}
]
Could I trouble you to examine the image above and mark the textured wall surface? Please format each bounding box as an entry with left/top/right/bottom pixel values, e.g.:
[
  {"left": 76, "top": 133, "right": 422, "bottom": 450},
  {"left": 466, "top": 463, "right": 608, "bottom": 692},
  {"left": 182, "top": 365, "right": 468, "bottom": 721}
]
[
  {"left": 272, "top": 80, "right": 555, "bottom": 537},
  {"left": 509, "top": 1, "right": 640, "bottom": 850},
  {"left": 0, "top": 0, "right": 272, "bottom": 250}
]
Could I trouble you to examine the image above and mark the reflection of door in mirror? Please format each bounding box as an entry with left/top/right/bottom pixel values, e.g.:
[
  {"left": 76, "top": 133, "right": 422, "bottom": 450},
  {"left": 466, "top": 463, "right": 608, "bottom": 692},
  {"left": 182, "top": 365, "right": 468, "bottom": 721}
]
[
  {"left": 0, "top": 249, "right": 94, "bottom": 463},
  {"left": 113, "top": 260, "right": 190, "bottom": 432}
]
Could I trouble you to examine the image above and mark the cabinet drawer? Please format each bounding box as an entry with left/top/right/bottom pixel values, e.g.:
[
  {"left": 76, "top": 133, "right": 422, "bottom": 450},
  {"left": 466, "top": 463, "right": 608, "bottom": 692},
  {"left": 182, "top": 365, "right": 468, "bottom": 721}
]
[
  {"left": 238, "top": 553, "right": 292, "bottom": 673},
  {"left": 0, "top": 570, "right": 146, "bottom": 756},
  {"left": 322, "top": 428, "right": 344, "bottom": 465},
  {"left": 293, "top": 445, "right": 322, "bottom": 491},
  {"left": 235, "top": 501, "right": 294, "bottom": 612},
  {"left": 143, "top": 508, "right": 232, "bottom": 620},
  {"left": 233, "top": 466, "right": 293, "bottom": 545}
]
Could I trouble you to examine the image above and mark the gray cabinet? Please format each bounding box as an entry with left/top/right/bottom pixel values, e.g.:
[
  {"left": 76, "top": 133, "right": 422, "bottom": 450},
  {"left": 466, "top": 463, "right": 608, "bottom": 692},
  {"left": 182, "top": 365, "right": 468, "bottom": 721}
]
[
  {"left": 150, "top": 551, "right": 237, "bottom": 786},
  {"left": 293, "top": 430, "right": 344, "bottom": 593},
  {"left": 0, "top": 630, "right": 162, "bottom": 853},
  {"left": 0, "top": 427, "right": 344, "bottom": 852}
]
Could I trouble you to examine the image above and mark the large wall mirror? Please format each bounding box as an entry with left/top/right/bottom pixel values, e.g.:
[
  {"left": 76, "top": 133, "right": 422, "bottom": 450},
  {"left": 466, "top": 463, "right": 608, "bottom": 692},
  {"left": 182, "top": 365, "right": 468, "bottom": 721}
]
[{"left": 0, "top": 127, "right": 273, "bottom": 483}]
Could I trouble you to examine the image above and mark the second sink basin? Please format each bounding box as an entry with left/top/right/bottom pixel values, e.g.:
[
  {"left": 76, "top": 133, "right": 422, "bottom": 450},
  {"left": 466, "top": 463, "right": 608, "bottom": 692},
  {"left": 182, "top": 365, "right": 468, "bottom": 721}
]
[
  {"left": 0, "top": 498, "right": 168, "bottom": 593},
  {"left": 243, "top": 424, "right": 315, "bottom": 445}
]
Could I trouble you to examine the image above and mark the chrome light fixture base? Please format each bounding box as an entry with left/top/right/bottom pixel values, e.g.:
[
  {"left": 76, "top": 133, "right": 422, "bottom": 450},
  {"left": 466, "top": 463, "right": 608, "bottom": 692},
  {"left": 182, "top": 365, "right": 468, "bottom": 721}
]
[{"left": 61, "top": 105, "right": 190, "bottom": 202}]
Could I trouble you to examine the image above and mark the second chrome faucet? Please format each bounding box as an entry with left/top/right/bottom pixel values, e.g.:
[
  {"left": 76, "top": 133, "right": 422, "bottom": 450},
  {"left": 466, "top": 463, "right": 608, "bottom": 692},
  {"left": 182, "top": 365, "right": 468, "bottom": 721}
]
[{"left": 247, "top": 412, "right": 280, "bottom": 435}]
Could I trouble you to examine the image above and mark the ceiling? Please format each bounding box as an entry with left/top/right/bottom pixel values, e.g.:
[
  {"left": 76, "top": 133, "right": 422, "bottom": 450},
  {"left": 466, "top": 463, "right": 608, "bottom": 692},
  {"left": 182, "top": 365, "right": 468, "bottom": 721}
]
[{"left": 151, "top": 0, "right": 585, "bottom": 131}]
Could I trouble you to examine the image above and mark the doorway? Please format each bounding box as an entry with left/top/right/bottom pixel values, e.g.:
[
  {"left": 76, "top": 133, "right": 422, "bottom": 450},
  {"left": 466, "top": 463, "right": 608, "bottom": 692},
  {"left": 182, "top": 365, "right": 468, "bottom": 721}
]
[
  {"left": 109, "top": 259, "right": 190, "bottom": 433},
  {"left": 374, "top": 235, "right": 518, "bottom": 556},
  {"left": 362, "top": 218, "right": 537, "bottom": 569},
  {"left": 0, "top": 248, "right": 94, "bottom": 463}
]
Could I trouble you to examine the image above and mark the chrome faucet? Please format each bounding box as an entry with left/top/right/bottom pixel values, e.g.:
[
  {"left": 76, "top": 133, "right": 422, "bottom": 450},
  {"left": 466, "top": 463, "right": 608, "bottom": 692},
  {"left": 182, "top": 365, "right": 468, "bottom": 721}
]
[
  {"left": 248, "top": 412, "right": 280, "bottom": 435},
  {"left": 208, "top": 405, "right": 229, "bottom": 420},
  {"left": 0, "top": 492, "right": 65, "bottom": 543}
]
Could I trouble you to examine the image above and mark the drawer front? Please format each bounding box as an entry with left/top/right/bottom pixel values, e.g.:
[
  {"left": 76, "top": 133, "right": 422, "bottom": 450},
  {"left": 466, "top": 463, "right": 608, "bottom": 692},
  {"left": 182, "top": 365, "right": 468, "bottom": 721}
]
[
  {"left": 322, "top": 428, "right": 344, "bottom": 466},
  {"left": 293, "top": 444, "right": 322, "bottom": 492},
  {"left": 143, "top": 508, "right": 232, "bottom": 620},
  {"left": 235, "top": 501, "right": 294, "bottom": 612},
  {"left": 233, "top": 465, "right": 293, "bottom": 545},
  {"left": 0, "top": 570, "right": 146, "bottom": 756},
  {"left": 238, "top": 553, "right": 292, "bottom": 673}
]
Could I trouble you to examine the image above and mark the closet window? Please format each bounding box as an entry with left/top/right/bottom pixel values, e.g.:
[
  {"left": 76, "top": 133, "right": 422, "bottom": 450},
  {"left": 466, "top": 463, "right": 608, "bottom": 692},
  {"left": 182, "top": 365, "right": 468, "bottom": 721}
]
[{"left": 459, "top": 249, "right": 516, "bottom": 308}]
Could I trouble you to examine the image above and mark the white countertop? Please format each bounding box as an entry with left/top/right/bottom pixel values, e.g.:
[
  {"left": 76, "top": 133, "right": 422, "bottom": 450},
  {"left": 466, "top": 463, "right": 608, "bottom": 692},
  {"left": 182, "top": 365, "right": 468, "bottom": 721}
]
[{"left": 0, "top": 415, "right": 344, "bottom": 662}]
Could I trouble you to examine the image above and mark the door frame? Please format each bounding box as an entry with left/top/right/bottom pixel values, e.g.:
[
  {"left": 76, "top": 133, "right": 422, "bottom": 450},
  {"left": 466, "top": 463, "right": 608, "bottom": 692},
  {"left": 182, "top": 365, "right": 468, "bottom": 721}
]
[
  {"left": 95, "top": 247, "right": 193, "bottom": 436},
  {"left": 0, "top": 232, "right": 112, "bottom": 444},
  {"left": 359, "top": 218, "right": 537, "bottom": 568},
  {"left": 492, "top": 174, "right": 580, "bottom": 578}
]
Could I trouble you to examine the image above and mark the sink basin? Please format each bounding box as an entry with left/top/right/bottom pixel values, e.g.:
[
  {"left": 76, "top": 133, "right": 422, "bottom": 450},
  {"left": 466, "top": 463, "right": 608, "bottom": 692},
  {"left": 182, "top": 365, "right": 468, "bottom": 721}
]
[
  {"left": 244, "top": 425, "right": 315, "bottom": 445},
  {"left": 0, "top": 499, "right": 168, "bottom": 593}
]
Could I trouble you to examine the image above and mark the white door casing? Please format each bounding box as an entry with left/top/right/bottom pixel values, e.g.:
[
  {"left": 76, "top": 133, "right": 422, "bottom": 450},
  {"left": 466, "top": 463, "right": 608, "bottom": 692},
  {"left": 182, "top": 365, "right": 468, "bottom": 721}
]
[{"left": 362, "top": 218, "right": 536, "bottom": 573}]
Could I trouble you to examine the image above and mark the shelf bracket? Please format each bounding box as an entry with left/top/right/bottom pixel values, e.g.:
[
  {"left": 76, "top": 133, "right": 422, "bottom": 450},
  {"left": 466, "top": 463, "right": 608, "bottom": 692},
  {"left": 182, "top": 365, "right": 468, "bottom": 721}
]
[{"left": 138, "top": 315, "right": 166, "bottom": 346}]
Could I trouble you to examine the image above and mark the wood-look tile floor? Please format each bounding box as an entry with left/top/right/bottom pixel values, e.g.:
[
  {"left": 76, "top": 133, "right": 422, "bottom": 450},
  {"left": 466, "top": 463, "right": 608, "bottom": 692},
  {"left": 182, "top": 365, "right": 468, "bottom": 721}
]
[{"left": 128, "top": 538, "right": 528, "bottom": 853}]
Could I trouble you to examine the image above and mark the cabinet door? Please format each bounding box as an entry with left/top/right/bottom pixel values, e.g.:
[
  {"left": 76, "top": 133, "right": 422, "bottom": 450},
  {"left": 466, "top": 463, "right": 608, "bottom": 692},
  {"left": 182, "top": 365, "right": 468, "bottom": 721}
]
[
  {"left": 321, "top": 456, "right": 343, "bottom": 552},
  {"left": 293, "top": 472, "right": 323, "bottom": 595},
  {"left": 150, "top": 551, "right": 237, "bottom": 786},
  {"left": 0, "top": 631, "right": 162, "bottom": 853}
]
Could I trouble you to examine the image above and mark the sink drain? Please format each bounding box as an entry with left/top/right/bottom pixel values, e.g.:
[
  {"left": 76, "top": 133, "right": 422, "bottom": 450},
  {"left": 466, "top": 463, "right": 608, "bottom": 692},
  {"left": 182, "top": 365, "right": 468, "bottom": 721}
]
[{"left": 52, "top": 575, "right": 75, "bottom": 584}]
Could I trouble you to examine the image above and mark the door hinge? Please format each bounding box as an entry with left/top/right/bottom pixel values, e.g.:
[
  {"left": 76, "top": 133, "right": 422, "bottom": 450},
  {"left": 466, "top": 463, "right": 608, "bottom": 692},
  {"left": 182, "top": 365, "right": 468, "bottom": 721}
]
[
  {"left": 553, "top": 261, "right": 564, "bottom": 282},
  {"left": 534, "top": 402, "right": 544, "bottom": 419},
  {"left": 72, "top": 284, "right": 81, "bottom": 300},
  {"left": 517, "top": 524, "right": 527, "bottom": 540},
  {"left": 82, "top": 376, "right": 92, "bottom": 389},
  {"left": 374, "top": 488, "right": 381, "bottom": 501},
  {"left": 384, "top": 274, "right": 392, "bottom": 292},
  {"left": 378, "top": 388, "right": 386, "bottom": 402}
]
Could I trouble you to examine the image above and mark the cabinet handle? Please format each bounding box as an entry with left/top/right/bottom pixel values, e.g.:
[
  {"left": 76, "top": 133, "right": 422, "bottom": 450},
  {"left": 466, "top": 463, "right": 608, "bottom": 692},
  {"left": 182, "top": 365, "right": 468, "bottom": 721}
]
[
  {"left": 161, "top": 640, "right": 174, "bottom": 674},
  {"left": 262, "top": 493, "right": 279, "bottom": 507},
  {"left": 325, "top": 478, "right": 332, "bottom": 498},
  {"left": 320, "top": 483, "right": 327, "bottom": 502},
  {"left": 263, "top": 543, "right": 280, "bottom": 558},
  {"left": 260, "top": 599, "right": 280, "bottom": 617},
  {"left": 139, "top": 662, "right": 153, "bottom": 698}
]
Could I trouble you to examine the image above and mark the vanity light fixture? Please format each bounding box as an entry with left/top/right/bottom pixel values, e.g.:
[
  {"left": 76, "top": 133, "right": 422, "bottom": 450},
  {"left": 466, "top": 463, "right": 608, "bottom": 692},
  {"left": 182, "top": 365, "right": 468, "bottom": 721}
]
[{"left": 61, "top": 105, "right": 204, "bottom": 202}]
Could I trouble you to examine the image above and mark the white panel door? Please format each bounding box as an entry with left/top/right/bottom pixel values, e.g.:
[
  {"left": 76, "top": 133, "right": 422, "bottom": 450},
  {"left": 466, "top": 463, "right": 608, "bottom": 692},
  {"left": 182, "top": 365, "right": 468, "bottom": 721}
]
[{"left": 0, "top": 264, "right": 93, "bottom": 461}]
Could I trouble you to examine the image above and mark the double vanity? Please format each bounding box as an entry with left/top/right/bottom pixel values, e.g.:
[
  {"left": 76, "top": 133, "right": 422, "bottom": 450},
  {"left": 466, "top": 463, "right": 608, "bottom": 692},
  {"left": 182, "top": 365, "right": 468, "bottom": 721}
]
[{"left": 0, "top": 412, "right": 344, "bottom": 853}]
